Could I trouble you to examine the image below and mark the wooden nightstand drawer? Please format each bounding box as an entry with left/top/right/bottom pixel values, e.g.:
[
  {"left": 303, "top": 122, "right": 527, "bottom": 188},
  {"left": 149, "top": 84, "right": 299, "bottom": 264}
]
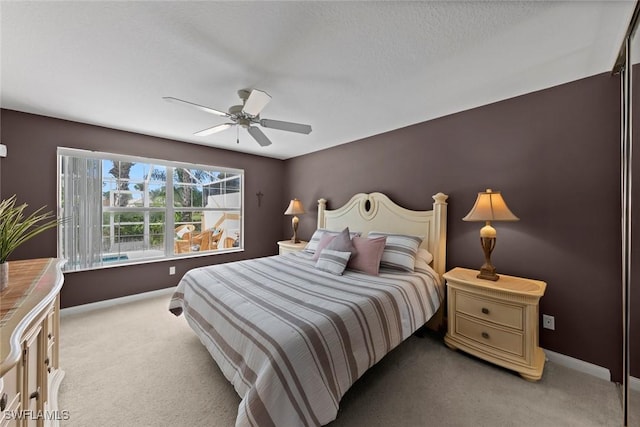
[
  {"left": 456, "top": 291, "right": 523, "bottom": 330},
  {"left": 456, "top": 315, "right": 524, "bottom": 357}
]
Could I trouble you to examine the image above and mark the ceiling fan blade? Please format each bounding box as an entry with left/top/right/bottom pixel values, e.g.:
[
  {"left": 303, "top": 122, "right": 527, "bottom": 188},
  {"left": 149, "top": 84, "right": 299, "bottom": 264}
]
[
  {"left": 242, "top": 89, "right": 272, "bottom": 117},
  {"left": 247, "top": 126, "right": 272, "bottom": 147},
  {"left": 163, "top": 97, "right": 229, "bottom": 117},
  {"left": 194, "top": 123, "right": 234, "bottom": 136},
  {"left": 259, "top": 118, "right": 312, "bottom": 134}
]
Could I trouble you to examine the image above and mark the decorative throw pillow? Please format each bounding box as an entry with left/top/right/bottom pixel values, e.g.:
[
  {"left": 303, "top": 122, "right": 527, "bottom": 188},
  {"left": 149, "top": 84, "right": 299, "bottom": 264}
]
[
  {"left": 304, "top": 228, "right": 362, "bottom": 254},
  {"left": 368, "top": 231, "right": 424, "bottom": 272},
  {"left": 324, "top": 227, "right": 357, "bottom": 254},
  {"left": 312, "top": 233, "right": 336, "bottom": 260},
  {"left": 347, "top": 236, "right": 387, "bottom": 275},
  {"left": 315, "top": 249, "right": 352, "bottom": 275}
]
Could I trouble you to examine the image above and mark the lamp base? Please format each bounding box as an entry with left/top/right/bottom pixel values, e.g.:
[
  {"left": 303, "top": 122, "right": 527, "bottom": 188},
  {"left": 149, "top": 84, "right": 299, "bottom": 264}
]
[
  {"left": 477, "top": 264, "right": 499, "bottom": 281},
  {"left": 477, "top": 236, "right": 499, "bottom": 281},
  {"left": 290, "top": 216, "right": 300, "bottom": 244}
]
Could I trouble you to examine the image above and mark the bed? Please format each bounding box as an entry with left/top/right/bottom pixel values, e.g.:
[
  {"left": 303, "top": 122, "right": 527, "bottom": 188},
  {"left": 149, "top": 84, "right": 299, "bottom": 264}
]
[{"left": 169, "top": 192, "right": 448, "bottom": 426}]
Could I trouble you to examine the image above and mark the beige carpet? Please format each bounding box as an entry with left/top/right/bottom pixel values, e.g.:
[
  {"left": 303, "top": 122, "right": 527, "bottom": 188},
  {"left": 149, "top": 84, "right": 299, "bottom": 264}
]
[{"left": 58, "top": 292, "right": 636, "bottom": 427}]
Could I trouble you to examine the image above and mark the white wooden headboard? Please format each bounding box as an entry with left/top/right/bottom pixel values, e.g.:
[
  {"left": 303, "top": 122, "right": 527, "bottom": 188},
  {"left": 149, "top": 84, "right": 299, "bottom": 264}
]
[{"left": 317, "top": 192, "right": 448, "bottom": 277}]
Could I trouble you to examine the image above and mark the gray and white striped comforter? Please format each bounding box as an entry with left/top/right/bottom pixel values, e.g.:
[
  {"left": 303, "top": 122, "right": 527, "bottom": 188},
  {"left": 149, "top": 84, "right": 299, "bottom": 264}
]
[{"left": 169, "top": 251, "right": 443, "bottom": 427}]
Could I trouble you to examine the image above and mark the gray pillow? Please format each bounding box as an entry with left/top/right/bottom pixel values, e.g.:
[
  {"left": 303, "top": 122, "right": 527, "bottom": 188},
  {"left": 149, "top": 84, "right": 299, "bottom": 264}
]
[
  {"left": 324, "top": 227, "right": 357, "bottom": 256},
  {"left": 315, "top": 249, "right": 352, "bottom": 275},
  {"left": 304, "top": 228, "right": 362, "bottom": 254}
]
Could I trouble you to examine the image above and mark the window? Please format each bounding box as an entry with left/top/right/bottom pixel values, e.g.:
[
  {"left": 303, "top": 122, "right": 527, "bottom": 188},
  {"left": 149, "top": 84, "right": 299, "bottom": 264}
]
[{"left": 58, "top": 148, "right": 243, "bottom": 272}]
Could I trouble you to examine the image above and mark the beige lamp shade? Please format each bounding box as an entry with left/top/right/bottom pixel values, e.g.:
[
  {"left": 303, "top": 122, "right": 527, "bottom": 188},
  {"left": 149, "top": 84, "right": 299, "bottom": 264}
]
[
  {"left": 284, "top": 198, "right": 306, "bottom": 215},
  {"left": 462, "top": 189, "right": 519, "bottom": 223}
]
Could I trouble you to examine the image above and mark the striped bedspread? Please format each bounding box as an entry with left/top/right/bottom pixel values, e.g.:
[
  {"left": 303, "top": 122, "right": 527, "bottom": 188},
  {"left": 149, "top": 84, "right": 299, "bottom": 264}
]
[{"left": 169, "top": 251, "right": 443, "bottom": 427}]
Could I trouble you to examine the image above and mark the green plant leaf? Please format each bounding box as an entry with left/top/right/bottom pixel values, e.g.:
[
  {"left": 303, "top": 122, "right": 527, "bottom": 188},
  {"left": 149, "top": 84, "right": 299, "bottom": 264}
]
[{"left": 0, "top": 195, "right": 66, "bottom": 263}]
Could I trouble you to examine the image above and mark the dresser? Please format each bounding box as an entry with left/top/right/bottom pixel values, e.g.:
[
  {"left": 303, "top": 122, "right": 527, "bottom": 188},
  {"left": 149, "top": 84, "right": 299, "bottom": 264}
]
[
  {"left": 277, "top": 240, "right": 308, "bottom": 255},
  {"left": 0, "top": 259, "right": 65, "bottom": 426},
  {"left": 443, "top": 267, "right": 547, "bottom": 381}
]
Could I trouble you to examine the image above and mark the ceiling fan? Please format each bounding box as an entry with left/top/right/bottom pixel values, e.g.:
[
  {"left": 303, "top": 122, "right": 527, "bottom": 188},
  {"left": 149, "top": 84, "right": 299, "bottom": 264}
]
[{"left": 163, "top": 89, "right": 312, "bottom": 147}]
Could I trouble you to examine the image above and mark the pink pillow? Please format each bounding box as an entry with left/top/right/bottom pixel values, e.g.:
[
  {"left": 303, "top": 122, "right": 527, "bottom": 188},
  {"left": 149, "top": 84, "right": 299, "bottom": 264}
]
[
  {"left": 347, "top": 236, "right": 387, "bottom": 275},
  {"left": 312, "top": 233, "right": 336, "bottom": 260}
]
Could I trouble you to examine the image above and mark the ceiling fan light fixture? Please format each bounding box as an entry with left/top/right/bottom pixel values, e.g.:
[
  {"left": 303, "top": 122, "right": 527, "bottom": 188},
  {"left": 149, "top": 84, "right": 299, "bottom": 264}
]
[{"left": 237, "top": 118, "right": 251, "bottom": 128}]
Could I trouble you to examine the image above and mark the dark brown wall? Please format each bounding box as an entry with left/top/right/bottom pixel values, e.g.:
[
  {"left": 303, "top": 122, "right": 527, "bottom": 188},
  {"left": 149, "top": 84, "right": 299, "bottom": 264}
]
[
  {"left": 0, "top": 109, "right": 285, "bottom": 308},
  {"left": 284, "top": 72, "right": 629, "bottom": 381}
]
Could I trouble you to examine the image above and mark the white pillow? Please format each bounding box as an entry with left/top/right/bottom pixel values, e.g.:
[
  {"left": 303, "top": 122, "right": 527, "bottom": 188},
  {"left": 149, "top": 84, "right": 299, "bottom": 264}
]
[
  {"left": 416, "top": 248, "right": 433, "bottom": 265},
  {"left": 368, "top": 231, "right": 424, "bottom": 272},
  {"left": 414, "top": 249, "right": 435, "bottom": 275}
]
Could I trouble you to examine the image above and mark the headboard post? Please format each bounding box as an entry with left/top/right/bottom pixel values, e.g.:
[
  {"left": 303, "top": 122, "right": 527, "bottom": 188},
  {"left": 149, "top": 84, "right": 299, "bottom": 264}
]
[
  {"left": 317, "top": 198, "right": 327, "bottom": 229},
  {"left": 431, "top": 192, "right": 449, "bottom": 278}
]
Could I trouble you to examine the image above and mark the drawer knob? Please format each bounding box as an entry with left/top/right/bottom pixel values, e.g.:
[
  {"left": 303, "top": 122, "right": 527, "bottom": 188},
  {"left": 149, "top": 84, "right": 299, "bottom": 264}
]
[
  {"left": 44, "top": 357, "right": 50, "bottom": 366},
  {"left": 481, "top": 332, "right": 490, "bottom": 339},
  {"left": 48, "top": 333, "right": 53, "bottom": 339},
  {"left": 0, "top": 392, "right": 7, "bottom": 411},
  {"left": 30, "top": 387, "right": 40, "bottom": 400},
  {"left": 481, "top": 307, "right": 490, "bottom": 315}
]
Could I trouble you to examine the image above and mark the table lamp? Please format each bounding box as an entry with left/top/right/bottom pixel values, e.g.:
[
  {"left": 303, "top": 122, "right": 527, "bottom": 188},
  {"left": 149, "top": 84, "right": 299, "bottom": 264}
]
[
  {"left": 284, "top": 198, "right": 305, "bottom": 243},
  {"left": 463, "top": 189, "right": 519, "bottom": 281}
]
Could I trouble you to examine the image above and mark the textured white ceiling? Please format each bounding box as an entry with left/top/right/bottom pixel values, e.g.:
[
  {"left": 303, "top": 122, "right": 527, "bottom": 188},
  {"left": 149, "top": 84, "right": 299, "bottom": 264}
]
[{"left": 0, "top": 1, "right": 636, "bottom": 160}]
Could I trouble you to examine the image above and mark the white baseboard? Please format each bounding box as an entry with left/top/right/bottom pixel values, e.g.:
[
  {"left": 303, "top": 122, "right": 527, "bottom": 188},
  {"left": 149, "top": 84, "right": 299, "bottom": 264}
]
[
  {"left": 544, "top": 348, "right": 640, "bottom": 390},
  {"left": 60, "top": 286, "right": 176, "bottom": 318},
  {"left": 544, "top": 348, "right": 611, "bottom": 381}
]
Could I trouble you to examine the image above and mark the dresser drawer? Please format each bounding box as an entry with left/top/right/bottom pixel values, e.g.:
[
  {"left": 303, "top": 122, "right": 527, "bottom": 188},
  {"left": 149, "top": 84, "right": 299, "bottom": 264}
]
[
  {"left": 456, "top": 315, "right": 524, "bottom": 357},
  {"left": 456, "top": 291, "right": 523, "bottom": 330}
]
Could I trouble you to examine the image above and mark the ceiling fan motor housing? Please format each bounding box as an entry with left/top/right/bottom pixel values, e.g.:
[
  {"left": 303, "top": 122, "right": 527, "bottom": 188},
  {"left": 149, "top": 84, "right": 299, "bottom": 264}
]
[{"left": 229, "top": 105, "right": 253, "bottom": 128}]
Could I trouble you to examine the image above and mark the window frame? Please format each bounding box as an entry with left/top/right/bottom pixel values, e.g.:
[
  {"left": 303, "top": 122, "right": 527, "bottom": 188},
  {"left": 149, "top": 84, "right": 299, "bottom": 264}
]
[{"left": 57, "top": 147, "right": 245, "bottom": 273}]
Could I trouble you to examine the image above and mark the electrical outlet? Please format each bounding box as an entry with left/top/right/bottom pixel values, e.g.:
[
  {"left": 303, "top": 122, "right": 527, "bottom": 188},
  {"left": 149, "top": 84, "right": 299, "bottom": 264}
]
[
  {"left": 169, "top": 266, "right": 176, "bottom": 275},
  {"left": 543, "top": 314, "right": 555, "bottom": 330}
]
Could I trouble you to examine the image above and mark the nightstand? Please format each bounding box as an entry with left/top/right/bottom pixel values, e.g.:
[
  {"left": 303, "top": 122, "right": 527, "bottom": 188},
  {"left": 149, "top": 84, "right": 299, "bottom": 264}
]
[
  {"left": 443, "top": 267, "right": 547, "bottom": 381},
  {"left": 277, "top": 240, "right": 308, "bottom": 255}
]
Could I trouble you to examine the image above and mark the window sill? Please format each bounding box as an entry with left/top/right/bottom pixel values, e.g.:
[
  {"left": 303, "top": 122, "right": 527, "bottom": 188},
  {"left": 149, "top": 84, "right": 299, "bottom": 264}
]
[{"left": 61, "top": 247, "right": 244, "bottom": 273}]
